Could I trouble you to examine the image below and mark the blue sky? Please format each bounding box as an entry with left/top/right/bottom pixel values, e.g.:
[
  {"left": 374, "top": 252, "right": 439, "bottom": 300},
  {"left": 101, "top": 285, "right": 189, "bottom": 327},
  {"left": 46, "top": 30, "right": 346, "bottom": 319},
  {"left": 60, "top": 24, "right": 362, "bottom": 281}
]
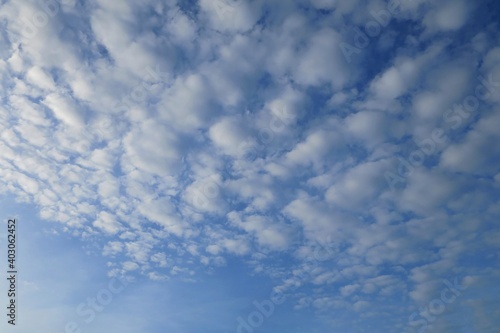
[{"left": 0, "top": 0, "right": 499, "bottom": 332}]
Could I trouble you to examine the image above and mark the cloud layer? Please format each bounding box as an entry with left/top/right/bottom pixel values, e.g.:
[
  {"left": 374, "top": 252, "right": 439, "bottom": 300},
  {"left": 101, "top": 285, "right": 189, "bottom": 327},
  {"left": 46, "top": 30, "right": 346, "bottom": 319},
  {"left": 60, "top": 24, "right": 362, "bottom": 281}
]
[{"left": 0, "top": 0, "right": 499, "bottom": 332}]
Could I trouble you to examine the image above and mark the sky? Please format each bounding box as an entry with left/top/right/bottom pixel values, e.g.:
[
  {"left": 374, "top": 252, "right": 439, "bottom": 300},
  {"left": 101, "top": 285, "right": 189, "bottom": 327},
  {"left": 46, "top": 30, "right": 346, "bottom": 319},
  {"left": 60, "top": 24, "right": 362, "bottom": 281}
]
[{"left": 0, "top": 0, "right": 499, "bottom": 332}]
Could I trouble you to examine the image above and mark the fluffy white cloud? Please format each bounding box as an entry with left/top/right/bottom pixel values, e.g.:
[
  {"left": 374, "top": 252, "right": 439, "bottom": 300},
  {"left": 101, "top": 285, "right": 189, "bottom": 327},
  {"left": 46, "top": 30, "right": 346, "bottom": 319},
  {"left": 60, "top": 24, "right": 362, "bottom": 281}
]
[
  {"left": 440, "top": 110, "right": 500, "bottom": 175},
  {"left": 43, "top": 93, "right": 85, "bottom": 128},
  {"left": 228, "top": 212, "right": 293, "bottom": 250},
  {"left": 423, "top": 0, "right": 470, "bottom": 33},
  {"left": 93, "top": 211, "right": 123, "bottom": 235},
  {"left": 198, "top": 0, "right": 261, "bottom": 33},
  {"left": 209, "top": 116, "right": 250, "bottom": 156},
  {"left": 293, "top": 28, "right": 350, "bottom": 89},
  {"left": 123, "top": 120, "right": 181, "bottom": 176}
]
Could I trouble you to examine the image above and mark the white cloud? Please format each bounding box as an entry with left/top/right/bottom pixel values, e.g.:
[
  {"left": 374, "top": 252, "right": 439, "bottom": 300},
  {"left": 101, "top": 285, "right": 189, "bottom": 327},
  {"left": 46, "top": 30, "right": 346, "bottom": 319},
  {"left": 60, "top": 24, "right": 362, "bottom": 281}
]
[
  {"left": 26, "top": 66, "right": 56, "bottom": 90},
  {"left": 440, "top": 111, "right": 500, "bottom": 175},
  {"left": 325, "top": 160, "right": 391, "bottom": 209},
  {"left": 423, "top": 0, "right": 470, "bottom": 33},
  {"left": 42, "top": 93, "right": 85, "bottom": 128},
  {"left": 123, "top": 120, "right": 181, "bottom": 177},
  {"left": 370, "top": 59, "right": 418, "bottom": 100},
  {"left": 158, "top": 73, "right": 215, "bottom": 131},
  {"left": 137, "top": 198, "right": 187, "bottom": 237},
  {"left": 345, "top": 111, "right": 402, "bottom": 147},
  {"left": 228, "top": 212, "right": 293, "bottom": 250},
  {"left": 221, "top": 237, "right": 250, "bottom": 255},
  {"left": 398, "top": 170, "right": 460, "bottom": 215},
  {"left": 209, "top": 116, "right": 250, "bottom": 156},
  {"left": 293, "top": 28, "right": 350, "bottom": 89},
  {"left": 198, "top": 0, "right": 261, "bottom": 33},
  {"left": 93, "top": 211, "right": 122, "bottom": 235}
]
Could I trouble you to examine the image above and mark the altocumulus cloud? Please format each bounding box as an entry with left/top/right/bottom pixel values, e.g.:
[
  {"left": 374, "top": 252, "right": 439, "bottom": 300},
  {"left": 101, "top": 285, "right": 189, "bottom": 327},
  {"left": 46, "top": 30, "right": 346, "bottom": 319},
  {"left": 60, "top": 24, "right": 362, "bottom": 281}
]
[{"left": 0, "top": 0, "right": 499, "bottom": 332}]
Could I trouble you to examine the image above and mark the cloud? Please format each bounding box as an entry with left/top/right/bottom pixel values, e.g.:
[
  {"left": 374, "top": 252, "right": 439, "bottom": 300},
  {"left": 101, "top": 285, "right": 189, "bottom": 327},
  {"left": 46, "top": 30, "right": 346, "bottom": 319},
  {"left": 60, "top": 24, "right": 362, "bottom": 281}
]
[
  {"left": 227, "top": 212, "right": 294, "bottom": 250},
  {"left": 123, "top": 120, "right": 182, "bottom": 177},
  {"left": 423, "top": 0, "right": 471, "bottom": 33},
  {"left": 93, "top": 211, "right": 123, "bottom": 235},
  {"left": 0, "top": 0, "right": 498, "bottom": 331},
  {"left": 293, "top": 28, "right": 351, "bottom": 89},
  {"left": 198, "top": 0, "right": 261, "bottom": 33},
  {"left": 42, "top": 93, "right": 85, "bottom": 128},
  {"left": 440, "top": 110, "right": 500, "bottom": 175},
  {"left": 209, "top": 116, "right": 250, "bottom": 157}
]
